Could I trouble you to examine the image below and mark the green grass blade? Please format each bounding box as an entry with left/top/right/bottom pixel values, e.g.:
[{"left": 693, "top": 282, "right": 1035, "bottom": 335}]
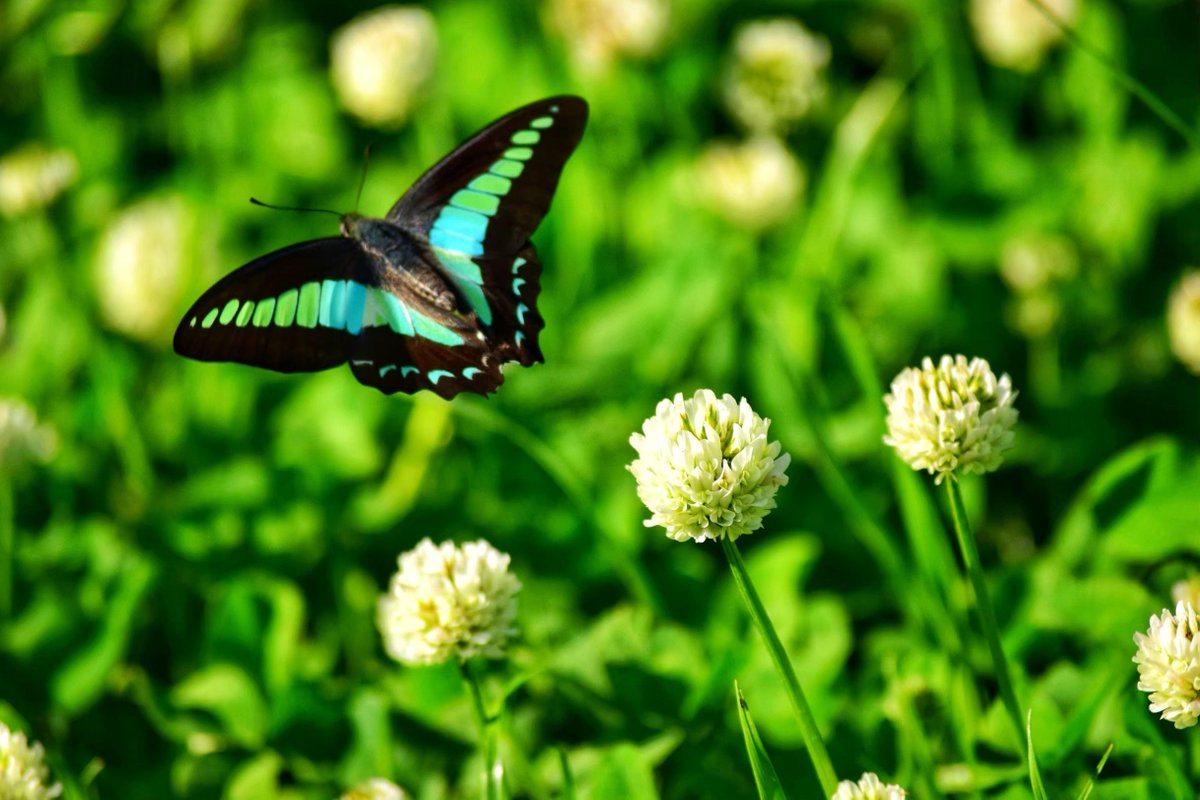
[
  {"left": 1027, "top": 711, "right": 1048, "bottom": 800},
  {"left": 735, "top": 682, "right": 788, "bottom": 800},
  {"left": 1026, "top": 0, "right": 1200, "bottom": 150},
  {"left": 1075, "top": 743, "right": 1113, "bottom": 800}
]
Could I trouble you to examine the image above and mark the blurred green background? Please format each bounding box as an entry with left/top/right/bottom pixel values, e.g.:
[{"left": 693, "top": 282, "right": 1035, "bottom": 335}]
[{"left": 3, "top": 0, "right": 1200, "bottom": 797}]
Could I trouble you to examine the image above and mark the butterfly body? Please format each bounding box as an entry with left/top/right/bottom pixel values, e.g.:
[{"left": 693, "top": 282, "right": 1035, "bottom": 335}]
[
  {"left": 174, "top": 96, "right": 587, "bottom": 399},
  {"left": 340, "top": 213, "right": 460, "bottom": 314}
]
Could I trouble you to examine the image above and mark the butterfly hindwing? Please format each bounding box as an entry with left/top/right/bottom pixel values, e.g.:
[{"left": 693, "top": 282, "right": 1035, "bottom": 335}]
[
  {"left": 475, "top": 241, "right": 544, "bottom": 366},
  {"left": 350, "top": 322, "right": 503, "bottom": 399},
  {"left": 174, "top": 238, "right": 373, "bottom": 372}
]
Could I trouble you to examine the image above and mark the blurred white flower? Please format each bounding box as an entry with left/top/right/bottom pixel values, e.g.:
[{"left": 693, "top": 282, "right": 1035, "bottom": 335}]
[
  {"left": 93, "top": 196, "right": 194, "bottom": 344},
  {"left": 546, "top": 0, "right": 668, "bottom": 73},
  {"left": 832, "top": 772, "right": 907, "bottom": 800},
  {"left": 1173, "top": 577, "right": 1200, "bottom": 612},
  {"left": 999, "top": 233, "right": 1077, "bottom": 293},
  {"left": 969, "top": 0, "right": 1078, "bottom": 72},
  {"left": 0, "top": 722, "right": 62, "bottom": 800},
  {"left": 998, "top": 234, "right": 1077, "bottom": 339},
  {"left": 1133, "top": 602, "right": 1200, "bottom": 729},
  {"left": 340, "top": 777, "right": 409, "bottom": 800},
  {"left": 1007, "top": 292, "right": 1061, "bottom": 339},
  {"left": 723, "top": 18, "right": 830, "bottom": 133},
  {"left": 0, "top": 142, "right": 78, "bottom": 217},
  {"left": 0, "top": 397, "right": 57, "bottom": 471},
  {"left": 331, "top": 6, "right": 437, "bottom": 128},
  {"left": 883, "top": 355, "right": 1018, "bottom": 484},
  {"left": 628, "top": 389, "right": 790, "bottom": 543},
  {"left": 1168, "top": 270, "right": 1200, "bottom": 375},
  {"left": 378, "top": 538, "right": 521, "bottom": 666},
  {"left": 694, "top": 136, "right": 804, "bottom": 230}
]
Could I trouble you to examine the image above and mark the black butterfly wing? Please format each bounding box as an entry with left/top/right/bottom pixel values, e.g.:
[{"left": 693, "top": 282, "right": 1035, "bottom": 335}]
[
  {"left": 174, "top": 238, "right": 372, "bottom": 372},
  {"left": 349, "top": 323, "right": 504, "bottom": 399},
  {"left": 386, "top": 96, "right": 586, "bottom": 363}
]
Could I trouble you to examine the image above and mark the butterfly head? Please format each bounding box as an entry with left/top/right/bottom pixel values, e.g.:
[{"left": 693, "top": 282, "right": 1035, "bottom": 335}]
[{"left": 339, "top": 212, "right": 368, "bottom": 239}]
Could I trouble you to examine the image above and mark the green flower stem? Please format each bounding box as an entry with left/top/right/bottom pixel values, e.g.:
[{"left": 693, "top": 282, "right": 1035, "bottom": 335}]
[
  {"left": 720, "top": 536, "right": 839, "bottom": 797},
  {"left": 0, "top": 477, "right": 11, "bottom": 620},
  {"left": 943, "top": 479, "right": 1024, "bottom": 744},
  {"left": 460, "top": 659, "right": 501, "bottom": 800},
  {"left": 1028, "top": 0, "right": 1200, "bottom": 151}
]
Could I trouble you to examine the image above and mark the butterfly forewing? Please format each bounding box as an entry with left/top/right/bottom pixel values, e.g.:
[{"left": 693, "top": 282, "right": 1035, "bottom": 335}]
[
  {"left": 387, "top": 95, "right": 587, "bottom": 256},
  {"left": 174, "top": 238, "right": 373, "bottom": 372}
]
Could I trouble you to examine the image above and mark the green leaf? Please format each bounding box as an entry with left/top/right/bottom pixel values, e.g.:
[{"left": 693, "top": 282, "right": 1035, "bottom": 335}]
[
  {"left": 170, "top": 663, "right": 268, "bottom": 747},
  {"left": 340, "top": 688, "right": 394, "bottom": 783},
  {"left": 582, "top": 743, "right": 659, "bottom": 800},
  {"left": 224, "top": 750, "right": 284, "bottom": 800},
  {"left": 735, "top": 683, "right": 787, "bottom": 800},
  {"left": 51, "top": 555, "right": 157, "bottom": 714},
  {"left": 1050, "top": 437, "right": 1180, "bottom": 567},
  {"left": 1099, "top": 461, "right": 1200, "bottom": 562}
]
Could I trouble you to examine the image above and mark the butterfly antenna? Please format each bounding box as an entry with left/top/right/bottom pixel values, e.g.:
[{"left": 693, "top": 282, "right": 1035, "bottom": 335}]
[
  {"left": 249, "top": 198, "right": 341, "bottom": 217},
  {"left": 354, "top": 144, "right": 372, "bottom": 212}
]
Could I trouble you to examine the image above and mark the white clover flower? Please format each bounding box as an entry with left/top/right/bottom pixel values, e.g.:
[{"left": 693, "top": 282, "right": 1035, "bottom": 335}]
[
  {"left": 0, "top": 142, "right": 78, "bottom": 217},
  {"left": 93, "top": 196, "right": 195, "bottom": 344},
  {"left": 723, "top": 18, "right": 830, "bottom": 133},
  {"left": 693, "top": 136, "right": 804, "bottom": 230},
  {"left": 331, "top": 6, "right": 437, "bottom": 129},
  {"left": 378, "top": 538, "right": 521, "bottom": 666},
  {"left": 883, "top": 355, "right": 1018, "bottom": 484},
  {"left": 628, "top": 389, "right": 791, "bottom": 543},
  {"left": 831, "top": 772, "right": 907, "bottom": 800},
  {"left": 546, "top": 0, "right": 668, "bottom": 73},
  {"left": 1133, "top": 602, "right": 1200, "bottom": 729},
  {"left": 1167, "top": 270, "right": 1200, "bottom": 375},
  {"left": 0, "top": 722, "right": 62, "bottom": 800},
  {"left": 969, "top": 0, "right": 1078, "bottom": 72},
  {"left": 1173, "top": 577, "right": 1200, "bottom": 612},
  {"left": 340, "top": 777, "right": 409, "bottom": 800},
  {"left": 0, "top": 397, "right": 57, "bottom": 471}
]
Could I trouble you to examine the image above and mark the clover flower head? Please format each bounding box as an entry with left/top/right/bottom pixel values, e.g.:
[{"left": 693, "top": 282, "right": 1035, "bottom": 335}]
[
  {"left": 331, "top": 6, "right": 437, "bottom": 128},
  {"left": 1133, "top": 601, "right": 1200, "bottom": 729},
  {"left": 378, "top": 538, "right": 521, "bottom": 666},
  {"left": 628, "top": 389, "right": 790, "bottom": 543},
  {"left": 94, "top": 196, "right": 194, "bottom": 343},
  {"left": 0, "top": 142, "right": 77, "bottom": 217},
  {"left": 723, "top": 18, "right": 830, "bottom": 133},
  {"left": 694, "top": 136, "right": 804, "bottom": 230},
  {"left": 883, "top": 355, "right": 1018, "bottom": 484},
  {"left": 832, "top": 772, "right": 907, "bottom": 800},
  {"left": 0, "top": 397, "right": 57, "bottom": 471},
  {"left": 1168, "top": 269, "right": 1200, "bottom": 375},
  {"left": 1173, "top": 577, "right": 1200, "bottom": 612},
  {"left": 969, "top": 0, "right": 1078, "bottom": 72},
  {"left": 0, "top": 722, "right": 62, "bottom": 800},
  {"left": 546, "top": 0, "right": 668, "bottom": 73},
  {"left": 339, "top": 777, "right": 408, "bottom": 800}
]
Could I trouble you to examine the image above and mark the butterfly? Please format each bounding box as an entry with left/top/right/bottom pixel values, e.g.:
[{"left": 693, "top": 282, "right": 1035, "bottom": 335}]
[{"left": 173, "top": 96, "right": 588, "bottom": 399}]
